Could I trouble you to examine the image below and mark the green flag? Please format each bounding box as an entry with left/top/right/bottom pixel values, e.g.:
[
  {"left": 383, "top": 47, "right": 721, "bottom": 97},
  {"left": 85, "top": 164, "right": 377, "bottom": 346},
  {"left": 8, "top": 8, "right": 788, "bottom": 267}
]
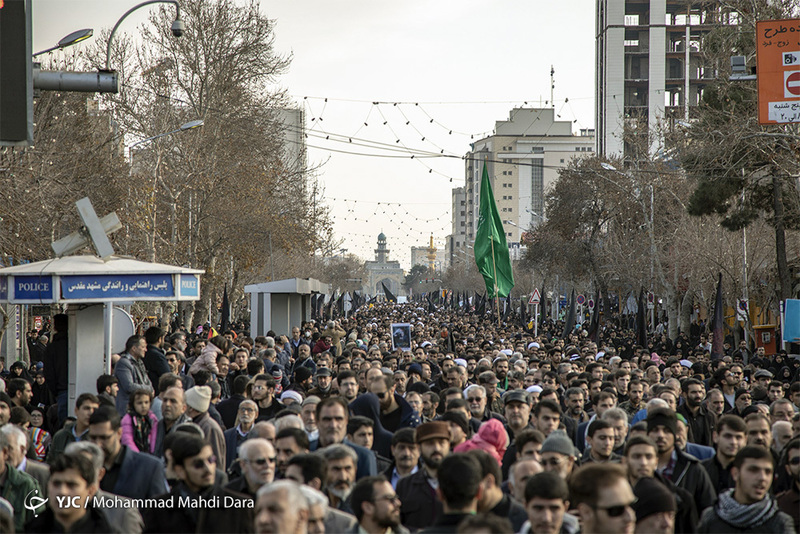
[{"left": 474, "top": 162, "right": 515, "bottom": 298}]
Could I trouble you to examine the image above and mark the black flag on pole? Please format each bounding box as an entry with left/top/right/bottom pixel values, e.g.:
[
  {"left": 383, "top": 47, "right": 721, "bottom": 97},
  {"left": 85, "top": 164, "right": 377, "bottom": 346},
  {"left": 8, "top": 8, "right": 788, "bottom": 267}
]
[
  {"left": 710, "top": 273, "right": 725, "bottom": 360},
  {"left": 636, "top": 288, "right": 648, "bottom": 347},
  {"left": 562, "top": 289, "right": 576, "bottom": 338},
  {"left": 381, "top": 282, "right": 397, "bottom": 303}
]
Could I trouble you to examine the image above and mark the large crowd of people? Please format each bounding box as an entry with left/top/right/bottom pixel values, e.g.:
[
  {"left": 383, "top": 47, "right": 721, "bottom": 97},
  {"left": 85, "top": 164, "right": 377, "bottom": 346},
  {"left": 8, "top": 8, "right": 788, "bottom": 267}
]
[{"left": 0, "top": 303, "right": 798, "bottom": 533}]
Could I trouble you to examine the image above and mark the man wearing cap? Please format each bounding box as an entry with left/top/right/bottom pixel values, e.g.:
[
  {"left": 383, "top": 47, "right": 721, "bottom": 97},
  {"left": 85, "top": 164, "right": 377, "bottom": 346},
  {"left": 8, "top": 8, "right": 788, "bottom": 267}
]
[
  {"left": 540, "top": 430, "right": 578, "bottom": 481},
  {"left": 479, "top": 371, "right": 505, "bottom": 414},
  {"left": 754, "top": 369, "right": 774, "bottom": 390},
  {"left": 647, "top": 407, "right": 716, "bottom": 514},
  {"left": 308, "top": 367, "right": 337, "bottom": 400},
  {"left": 185, "top": 385, "right": 227, "bottom": 472},
  {"left": 500, "top": 390, "right": 533, "bottom": 479},
  {"left": 396, "top": 421, "right": 450, "bottom": 531},
  {"left": 631, "top": 476, "right": 677, "bottom": 534}
]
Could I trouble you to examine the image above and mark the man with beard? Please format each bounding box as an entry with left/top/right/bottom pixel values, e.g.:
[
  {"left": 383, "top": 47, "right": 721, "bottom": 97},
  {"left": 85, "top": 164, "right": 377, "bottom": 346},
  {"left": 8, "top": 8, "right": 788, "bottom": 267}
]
[
  {"left": 146, "top": 433, "right": 253, "bottom": 532},
  {"left": 494, "top": 356, "right": 510, "bottom": 391},
  {"left": 702, "top": 415, "right": 747, "bottom": 494},
  {"left": 369, "top": 374, "right": 420, "bottom": 432},
  {"left": 350, "top": 476, "right": 409, "bottom": 534},
  {"left": 646, "top": 408, "right": 716, "bottom": 514},
  {"left": 777, "top": 437, "right": 799, "bottom": 530},
  {"left": 677, "top": 378, "right": 716, "bottom": 447},
  {"left": 396, "top": 421, "right": 450, "bottom": 531},
  {"left": 319, "top": 443, "right": 358, "bottom": 514},
  {"left": 338, "top": 370, "right": 360, "bottom": 403},
  {"left": 697, "top": 446, "right": 794, "bottom": 533},
  {"left": 252, "top": 374, "right": 285, "bottom": 422},
  {"left": 619, "top": 380, "right": 645, "bottom": 421}
]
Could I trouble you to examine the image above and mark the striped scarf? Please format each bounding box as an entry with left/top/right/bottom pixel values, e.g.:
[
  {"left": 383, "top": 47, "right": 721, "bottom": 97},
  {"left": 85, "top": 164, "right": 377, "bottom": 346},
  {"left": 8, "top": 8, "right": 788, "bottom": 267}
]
[{"left": 716, "top": 489, "right": 779, "bottom": 529}]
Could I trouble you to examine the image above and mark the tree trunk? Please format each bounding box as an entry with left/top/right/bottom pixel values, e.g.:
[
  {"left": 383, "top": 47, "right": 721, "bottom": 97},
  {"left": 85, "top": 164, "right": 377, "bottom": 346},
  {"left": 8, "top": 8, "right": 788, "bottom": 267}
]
[
  {"left": 773, "top": 175, "right": 791, "bottom": 301},
  {"left": 680, "top": 290, "right": 694, "bottom": 335}
]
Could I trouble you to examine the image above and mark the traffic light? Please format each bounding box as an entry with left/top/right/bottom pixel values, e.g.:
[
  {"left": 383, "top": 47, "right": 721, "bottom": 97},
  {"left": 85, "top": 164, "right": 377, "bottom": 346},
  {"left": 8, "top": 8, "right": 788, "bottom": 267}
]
[{"left": 0, "top": 0, "right": 33, "bottom": 146}]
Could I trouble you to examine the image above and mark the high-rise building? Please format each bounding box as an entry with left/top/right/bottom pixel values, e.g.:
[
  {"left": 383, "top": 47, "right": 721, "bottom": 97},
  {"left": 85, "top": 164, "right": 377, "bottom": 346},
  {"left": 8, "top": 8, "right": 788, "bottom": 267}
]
[
  {"left": 455, "top": 108, "right": 594, "bottom": 263},
  {"left": 596, "top": 0, "right": 737, "bottom": 157}
]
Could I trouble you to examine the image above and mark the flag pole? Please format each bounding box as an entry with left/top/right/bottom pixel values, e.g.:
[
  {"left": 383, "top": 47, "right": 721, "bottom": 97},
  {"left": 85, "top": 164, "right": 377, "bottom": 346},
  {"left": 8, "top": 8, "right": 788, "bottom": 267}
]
[{"left": 490, "top": 237, "right": 500, "bottom": 327}]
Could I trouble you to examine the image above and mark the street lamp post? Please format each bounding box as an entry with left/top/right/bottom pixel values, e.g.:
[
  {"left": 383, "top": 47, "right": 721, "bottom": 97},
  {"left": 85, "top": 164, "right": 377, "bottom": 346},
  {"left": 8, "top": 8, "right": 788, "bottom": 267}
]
[
  {"left": 33, "top": 29, "right": 94, "bottom": 57},
  {"left": 105, "top": 0, "right": 184, "bottom": 71}
]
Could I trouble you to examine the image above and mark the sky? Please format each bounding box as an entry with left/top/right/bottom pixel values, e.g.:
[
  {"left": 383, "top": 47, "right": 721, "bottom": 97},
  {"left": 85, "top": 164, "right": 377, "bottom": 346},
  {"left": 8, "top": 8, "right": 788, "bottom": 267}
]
[{"left": 34, "top": 0, "right": 596, "bottom": 269}]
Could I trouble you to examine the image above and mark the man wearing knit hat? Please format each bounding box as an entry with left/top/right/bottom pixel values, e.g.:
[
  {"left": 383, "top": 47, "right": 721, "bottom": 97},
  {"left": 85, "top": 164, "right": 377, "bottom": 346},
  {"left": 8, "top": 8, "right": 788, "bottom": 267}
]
[
  {"left": 540, "top": 430, "right": 577, "bottom": 481},
  {"left": 396, "top": 421, "right": 450, "bottom": 531},
  {"left": 646, "top": 407, "right": 716, "bottom": 514},
  {"left": 632, "top": 477, "right": 676, "bottom": 534},
  {"left": 186, "top": 385, "right": 227, "bottom": 471}
]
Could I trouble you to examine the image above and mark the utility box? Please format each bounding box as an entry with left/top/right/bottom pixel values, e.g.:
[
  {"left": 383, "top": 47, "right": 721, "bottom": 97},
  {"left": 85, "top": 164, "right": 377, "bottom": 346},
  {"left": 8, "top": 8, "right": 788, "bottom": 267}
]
[{"left": 753, "top": 324, "right": 778, "bottom": 355}]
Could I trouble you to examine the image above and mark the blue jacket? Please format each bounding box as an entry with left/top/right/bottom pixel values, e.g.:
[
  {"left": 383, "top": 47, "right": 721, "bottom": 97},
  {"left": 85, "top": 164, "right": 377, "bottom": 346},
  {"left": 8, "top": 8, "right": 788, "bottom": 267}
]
[
  {"left": 224, "top": 426, "right": 249, "bottom": 472},
  {"left": 111, "top": 446, "right": 169, "bottom": 500},
  {"left": 684, "top": 442, "right": 715, "bottom": 461}
]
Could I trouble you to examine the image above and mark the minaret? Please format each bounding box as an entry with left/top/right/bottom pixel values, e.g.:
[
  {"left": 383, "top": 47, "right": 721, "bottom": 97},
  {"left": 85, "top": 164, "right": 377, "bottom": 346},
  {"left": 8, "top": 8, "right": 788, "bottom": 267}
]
[
  {"left": 375, "top": 232, "right": 389, "bottom": 263},
  {"left": 426, "top": 234, "right": 437, "bottom": 272}
]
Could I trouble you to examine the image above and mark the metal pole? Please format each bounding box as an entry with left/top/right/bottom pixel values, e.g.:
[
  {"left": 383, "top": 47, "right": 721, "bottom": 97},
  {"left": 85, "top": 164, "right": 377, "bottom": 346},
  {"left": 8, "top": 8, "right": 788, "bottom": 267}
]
[
  {"left": 534, "top": 303, "right": 539, "bottom": 337},
  {"left": 106, "top": 0, "right": 180, "bottom": 70},
  {"left": 104, "top": 302, "right": 114, "bottom": 374}
]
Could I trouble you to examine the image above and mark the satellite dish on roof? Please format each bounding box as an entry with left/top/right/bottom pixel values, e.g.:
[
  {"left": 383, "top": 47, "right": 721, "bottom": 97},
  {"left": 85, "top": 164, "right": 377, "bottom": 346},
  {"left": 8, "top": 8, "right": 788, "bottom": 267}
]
[{"left": 110, "top": 307, "right": 135, "bottom": 354}]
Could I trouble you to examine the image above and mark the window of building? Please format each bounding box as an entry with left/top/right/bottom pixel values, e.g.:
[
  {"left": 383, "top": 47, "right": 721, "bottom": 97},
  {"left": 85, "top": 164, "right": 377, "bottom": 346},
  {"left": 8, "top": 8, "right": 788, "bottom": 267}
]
[
  {"left": 508, "top": 195, "right": 513, "bottom": 200},
  {"left": 560, "top": 159, "right": 565, "bottom": 163},
  {"left": 625, "top": 14, "right": 639, "bottom": 25}
]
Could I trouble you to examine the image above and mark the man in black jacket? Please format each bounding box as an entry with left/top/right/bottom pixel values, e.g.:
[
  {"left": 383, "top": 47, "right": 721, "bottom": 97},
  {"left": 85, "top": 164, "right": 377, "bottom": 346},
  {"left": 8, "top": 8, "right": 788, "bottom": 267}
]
[
  {"left": 647, "top": 408, "right": 717, "bottom": 514},
  {"left": 418, "top": 453, "right": 483, "bottom": 534},
  {"left": 677, "top": 378, "right": 717, "bottom": 447},
  {"left": 702, "top": 414, "right": 747, "bottom": 495},
  {"left": 396, "top": 421, "right": 449, "bottom": 530},
  {"left": 43, "top": 313, "right": 69, "bottom": 426},
  {"left": 143, "top": 326, "right": 170, "bottom": 389},
  {"left": 697, "top": 445, "right": 795, "bottom": 533}
]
